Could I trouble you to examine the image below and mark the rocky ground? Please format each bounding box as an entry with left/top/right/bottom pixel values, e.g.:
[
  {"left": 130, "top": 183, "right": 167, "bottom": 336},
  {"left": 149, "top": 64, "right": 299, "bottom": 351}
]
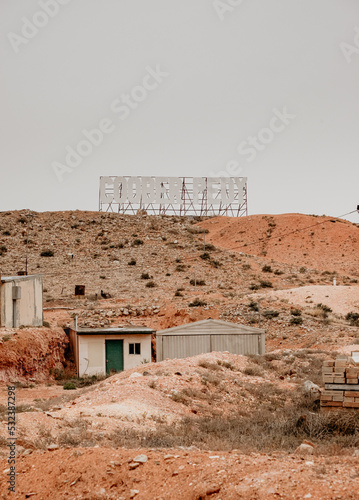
[{"left": 1, "top": 447, "right": 359, "bottom": 499}]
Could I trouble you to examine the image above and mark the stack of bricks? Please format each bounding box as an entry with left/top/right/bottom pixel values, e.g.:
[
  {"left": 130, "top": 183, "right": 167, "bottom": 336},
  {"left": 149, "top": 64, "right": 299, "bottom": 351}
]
[{"left": 320, "top": 354, "right": 359, "bottom": 409}]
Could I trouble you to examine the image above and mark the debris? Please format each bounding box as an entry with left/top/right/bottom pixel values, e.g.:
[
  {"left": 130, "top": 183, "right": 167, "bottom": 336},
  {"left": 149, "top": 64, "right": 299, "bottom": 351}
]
[
  {"left": 47, "top": 444, "right": 59, "bottom": 451},
  {"left": 133, "top": 454, "right": 148, "bottom": 463}
]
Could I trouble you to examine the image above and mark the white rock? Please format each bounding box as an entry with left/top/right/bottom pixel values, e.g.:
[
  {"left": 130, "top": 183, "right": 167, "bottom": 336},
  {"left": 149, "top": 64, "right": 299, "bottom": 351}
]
[
  {"left": 129, "top": 372, "right": 142, "bottom": 379},
  {"left": 353, "top": 449, "right": 359, "bottom": 457},
  {"left": 133, "top": 454, "right": 147, "bottom": 463},
  {"left": 47, "top": 444, "right": 59, "bottom": 451},
  {"left": 303, "top": 380, "right": 321, "bottom": 398}
]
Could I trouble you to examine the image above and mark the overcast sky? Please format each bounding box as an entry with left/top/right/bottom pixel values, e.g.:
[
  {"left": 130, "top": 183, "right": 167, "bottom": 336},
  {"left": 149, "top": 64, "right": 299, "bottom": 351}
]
[{"left": 1, "top": 0, "right": 359, "bottom": 222}]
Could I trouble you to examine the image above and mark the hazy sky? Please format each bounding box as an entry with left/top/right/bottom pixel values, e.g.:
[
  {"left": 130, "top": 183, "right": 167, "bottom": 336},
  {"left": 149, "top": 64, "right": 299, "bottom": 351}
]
[{"left": 1, "top": 0, "right": 359, "bottom": 221}]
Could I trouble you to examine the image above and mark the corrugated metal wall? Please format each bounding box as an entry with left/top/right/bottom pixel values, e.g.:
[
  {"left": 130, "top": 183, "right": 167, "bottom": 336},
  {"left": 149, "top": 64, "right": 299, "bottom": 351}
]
[{"left": 158, "top": 333, "right": 264, "bottom": 361}]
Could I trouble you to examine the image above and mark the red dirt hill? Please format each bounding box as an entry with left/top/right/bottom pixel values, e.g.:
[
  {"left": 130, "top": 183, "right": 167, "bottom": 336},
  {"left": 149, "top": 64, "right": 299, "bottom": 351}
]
[{"left": 199, "top": 213, "right": 359, "bottom": 275}]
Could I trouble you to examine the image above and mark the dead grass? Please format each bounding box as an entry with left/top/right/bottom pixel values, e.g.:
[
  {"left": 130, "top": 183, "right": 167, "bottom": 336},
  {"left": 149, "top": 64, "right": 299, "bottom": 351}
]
[{"left": 105, "top": 398, "right": 359, "bottom": 453}]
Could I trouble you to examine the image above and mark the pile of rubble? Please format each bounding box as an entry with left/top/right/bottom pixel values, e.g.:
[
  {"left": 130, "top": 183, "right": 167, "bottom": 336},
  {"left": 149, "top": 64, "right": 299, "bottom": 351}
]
[{"left": 70, "top": 306, "right": 161, "bottom": 328}]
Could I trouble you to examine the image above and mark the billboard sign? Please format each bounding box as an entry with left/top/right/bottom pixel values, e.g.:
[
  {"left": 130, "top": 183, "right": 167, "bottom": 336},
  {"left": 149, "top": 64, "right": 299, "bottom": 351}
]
[{"left": 99, "top": 176, "right": 247, "bottom": 216}]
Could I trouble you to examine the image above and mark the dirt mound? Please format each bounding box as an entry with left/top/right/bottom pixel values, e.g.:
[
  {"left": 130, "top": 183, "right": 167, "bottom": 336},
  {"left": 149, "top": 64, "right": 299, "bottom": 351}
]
[
  {"left": 0, "top": 327, "right": 68, "bottom": 381},
  {"left": 199, "top": 213, "right": 359, "bottom": 275}
]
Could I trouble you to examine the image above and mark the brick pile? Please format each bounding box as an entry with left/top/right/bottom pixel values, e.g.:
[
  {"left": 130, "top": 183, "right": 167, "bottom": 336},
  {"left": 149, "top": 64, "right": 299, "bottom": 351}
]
[{"left": 320, "top": 353, "right": 359, "bottom": 409}]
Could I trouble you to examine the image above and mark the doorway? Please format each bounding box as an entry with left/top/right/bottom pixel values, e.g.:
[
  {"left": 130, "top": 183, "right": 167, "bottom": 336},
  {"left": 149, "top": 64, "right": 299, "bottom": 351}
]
[{"left": 105, "top": 340, "right": 123, "bottom": 374}]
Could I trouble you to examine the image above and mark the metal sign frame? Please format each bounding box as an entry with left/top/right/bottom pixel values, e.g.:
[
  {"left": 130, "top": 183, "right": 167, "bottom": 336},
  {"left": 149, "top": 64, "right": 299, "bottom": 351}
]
[{"left": 99, "top": 176, "right": 248, "bottom": 217}]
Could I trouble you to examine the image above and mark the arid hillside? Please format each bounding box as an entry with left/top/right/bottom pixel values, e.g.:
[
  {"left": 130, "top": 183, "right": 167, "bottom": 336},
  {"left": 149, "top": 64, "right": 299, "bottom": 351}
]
[
  {"left": 0, "top": 210, "right": 359, "bottom": 378},
  {"left": 199, "top": 213, "right": 359, "bottom": 275}
]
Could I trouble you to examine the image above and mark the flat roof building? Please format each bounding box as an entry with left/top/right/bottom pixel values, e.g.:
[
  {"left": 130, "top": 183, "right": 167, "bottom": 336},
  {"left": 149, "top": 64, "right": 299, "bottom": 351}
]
[{"left": 69, "top": 326, "right": 154, "bottom": 377}]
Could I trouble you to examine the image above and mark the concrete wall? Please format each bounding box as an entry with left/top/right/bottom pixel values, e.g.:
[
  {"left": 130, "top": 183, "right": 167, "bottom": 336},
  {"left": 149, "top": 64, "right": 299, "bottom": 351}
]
[
  {"left": 77, "top": 334, "right": 151, "bottom": 377},
  {"left": 0, "top": 276, "right": 43, "bottom": 328}
]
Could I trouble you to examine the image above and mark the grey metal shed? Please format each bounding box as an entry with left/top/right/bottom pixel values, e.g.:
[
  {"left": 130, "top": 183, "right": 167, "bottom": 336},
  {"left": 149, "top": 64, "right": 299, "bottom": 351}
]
[{"left": 156, "top": 319, "right": 265, "bottom": 361}]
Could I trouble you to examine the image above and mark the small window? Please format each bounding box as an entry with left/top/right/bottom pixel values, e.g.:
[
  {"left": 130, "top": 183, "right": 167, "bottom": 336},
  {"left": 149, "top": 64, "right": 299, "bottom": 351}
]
[{"left": 129, "top": 343, "right": 141, "bottom": 355}]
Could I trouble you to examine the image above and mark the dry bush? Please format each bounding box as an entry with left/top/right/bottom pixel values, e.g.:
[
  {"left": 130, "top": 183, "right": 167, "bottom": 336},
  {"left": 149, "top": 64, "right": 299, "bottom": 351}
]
[
  {"left": 58, "top": 418, "right": 91, "bottom": 447},
  {"left": 243, "top": 365, "right": 265, "bottom": 377},
  {"left": 198, "top": 360, "right": 221, "bottom": 371},
  {"left": 217, "top": 360, "right": 235, "bottom": 370},
  {"left": 33, "top": 424, "right": 54, "bottom": 449}
]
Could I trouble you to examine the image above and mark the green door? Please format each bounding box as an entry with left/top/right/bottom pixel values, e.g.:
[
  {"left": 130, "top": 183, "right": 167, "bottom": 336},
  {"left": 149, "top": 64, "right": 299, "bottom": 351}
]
[{"left": 105, "top": 340, "right": 123, "bottom": 374}]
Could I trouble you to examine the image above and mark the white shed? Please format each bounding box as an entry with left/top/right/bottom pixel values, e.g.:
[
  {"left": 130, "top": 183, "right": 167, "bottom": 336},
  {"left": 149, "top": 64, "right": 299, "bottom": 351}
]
[
  {"left": 0, "top": 275, "right": 43, "bottom": 328},
  {"left": 69, "top": 326, "right": 154, "bottom": 377},
  {"left": 156, "top": 319, "right": 265, "bottom": 361}
]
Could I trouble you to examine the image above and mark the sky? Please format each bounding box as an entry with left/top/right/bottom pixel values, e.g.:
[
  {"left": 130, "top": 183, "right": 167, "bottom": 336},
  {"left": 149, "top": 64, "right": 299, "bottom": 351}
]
[{"left": 1, "top": 0, "right": 359, "bottom": 222}]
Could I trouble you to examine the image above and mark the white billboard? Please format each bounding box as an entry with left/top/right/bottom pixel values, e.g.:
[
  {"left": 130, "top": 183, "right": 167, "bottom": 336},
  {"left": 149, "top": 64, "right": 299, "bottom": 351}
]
[{"left": 99, "top": 176, "right": 247, "bottom": 216}]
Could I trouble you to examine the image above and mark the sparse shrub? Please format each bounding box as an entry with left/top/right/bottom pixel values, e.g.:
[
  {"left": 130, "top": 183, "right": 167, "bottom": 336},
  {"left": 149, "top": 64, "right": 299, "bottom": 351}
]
[
  {"left": 203, "top": 243, "right": 216, "bottom": 251},
  {"left": 243, "top": 365, "right": 264, "bottom": 377},
  {"left": 274, "top": 270, "right": 284, "bottom": 275},
  {"left": 174, "top": 291, "right": 183, "bottom": 297},
  {"left": 41, "top": 249, "right": 54, "bottom": 257},
  {"left": 0, "top": 245, "right": 7, "bottom": 256},
  {"left": 299, "top": 267, "right": 306, "bottom": 273},
  {"left": 43, "top": 321, "right": 50, "bottom": 328},
  {"left": 189, "top": 298, "right": 207, "bottom": 307},
  {"left": 141, "top": 272, "right": 151, "bottom": 280},
  {"left": 175, "top": 258, "right": 182, "bottom": 263},
  {"left": 18, "top": 217, "right": 27, "bottom": 224},
  {"left": 217, "top": 360, "right": 235, "bottom": 370},
  {"left": 176, "top": 264, "right": 186, "bottom": 272},
  {"left": 259, "top": 280, "right": 273, "bottom": 288},
  {"left": 290, "top": 316, "right": 303, "bottom": 325},
  {"left": 187, "top": 227, "right": 209, "bottom": 235},
  {"left": 198, "top": 360, "right": 221, "bottom": 370},
  {"left": 63, "top": 382, "right": 77, "bottom": 390},
  {"left": 262, "top": 265, "right": 272, "bottom": 273},
  {"left": 170, "top": 392, "right": 188, "bottom": 404},
  {"left": 128, "top": 259, "right": 136, "bottom": 266},
  {"left": 291, "top": 309, "right": 302, "bottom": 316},
  {"left": 200, "top": 252, "right": 210, "bottom": 260},
  {"left": 133, "top": 239, "right": 144, "bottom": 246},
  {"left": 248, "top": 301, "right": 259, "bottom": 312},
  {"left": 146, "top": 281, "right": 156, "bottom": 288},
  {"left": 345, "top": 312, "right": 359, "bottom": 326},
  {"left": 190, "top": 279, "right": 205, "bottom": 286},
  {"left": 263, "top": 310, "right": 279, "bottom": 319},
  {"left": 317, "top": 303, "right": 332, "bottom": 314},
  {"left": 242, "top": 263, "right": 251, "bottom": 270},
  {"left": 211, "top": 260, "right": 222, "bottom": 268},
  {"left": 249, "top": 284, "right": 260, "bottom": 291},
  {"left": 3, "top": 230, "right": 10, "bottom": 236}
]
